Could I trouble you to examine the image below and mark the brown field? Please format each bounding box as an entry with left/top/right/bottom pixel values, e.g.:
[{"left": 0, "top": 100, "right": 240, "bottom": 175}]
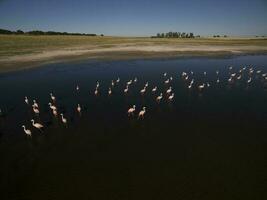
[{"left": 0, "top": 35, "right": 267, "bottom": 72}]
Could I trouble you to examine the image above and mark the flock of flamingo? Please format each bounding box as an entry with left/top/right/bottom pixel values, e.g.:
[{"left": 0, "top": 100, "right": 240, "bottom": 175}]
[{"left": 1, "top": 66, "right": 266, "bottom": 138}]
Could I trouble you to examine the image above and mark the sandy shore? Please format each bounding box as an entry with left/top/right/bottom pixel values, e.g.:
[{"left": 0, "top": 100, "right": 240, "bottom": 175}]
[{"left": 1, "top": 42, "right": 267, "bottom": 73}]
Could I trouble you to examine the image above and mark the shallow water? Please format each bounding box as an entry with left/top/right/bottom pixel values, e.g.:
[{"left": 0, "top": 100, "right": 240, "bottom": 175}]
[{"left": 0, "top": 55, "right": 267, "bottom": 199}]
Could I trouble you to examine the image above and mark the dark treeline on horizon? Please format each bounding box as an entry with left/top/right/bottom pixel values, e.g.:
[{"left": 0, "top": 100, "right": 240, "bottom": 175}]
[
  {"left": 0, "top": 28, "right": 101, "bottom": 36},
  {"left": 152, "top": 32, "right": 198, "bottom": 38}
]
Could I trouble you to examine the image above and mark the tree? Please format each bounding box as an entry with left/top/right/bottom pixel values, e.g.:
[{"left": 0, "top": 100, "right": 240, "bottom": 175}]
[
  {"left": 0, "top": 28, "right": 12, "bottom": 34},
  {"left": 16, "top": 30, "right": 24, "bottom": 34}
]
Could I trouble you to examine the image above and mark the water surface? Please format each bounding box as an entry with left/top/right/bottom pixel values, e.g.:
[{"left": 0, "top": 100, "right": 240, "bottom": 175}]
[{"left": 0, "top": 56, "right": 267, "bottom": 199}]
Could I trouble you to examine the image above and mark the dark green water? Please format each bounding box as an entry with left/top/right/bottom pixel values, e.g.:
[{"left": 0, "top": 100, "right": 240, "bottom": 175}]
[{"left": 0, "top": 56, "right": 267, "bottom": 200}]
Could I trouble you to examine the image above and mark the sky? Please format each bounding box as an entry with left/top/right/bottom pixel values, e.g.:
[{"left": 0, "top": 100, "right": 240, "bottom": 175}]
[{"left": 0, "top": 0, "right": 266, "bottom": 36}]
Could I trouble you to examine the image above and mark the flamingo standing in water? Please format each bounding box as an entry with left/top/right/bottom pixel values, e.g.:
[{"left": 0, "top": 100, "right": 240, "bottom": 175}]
[
  {"left": 31, "top": 119, "right": 44, "bottom": 131},
  {"left": 108, "top": 87, "right": 112, "bottom": 95},
  {"left": 127, "top": 80, "right": 132, "bottom": 86},
  {"left": 168, "top": 93, "right": 174, "bottom": 101},
  {"left": 128, "top": 105, "right": 136, "bottom": 116},
  {"left": 198, "top": 83, "right": 205, "bottom": 91},
  {"left": 60, "top": 113, "right": 67, "bottom": 124},
  {"left": 48, "top": 103, "right": 57, "bottom": 111},
  {"left": 33, "top": 100, "right": 39, "bottom": 108},
  {"left": 77, "top": 104, "right": 81, "bottom": 114},
  {"left": 32, "top": 105, "right": 40, "bottom": 114},
  {"left": 116, "top": 78, "right": 120, "bottom": 83},
  {"left": 124, "top": 86, "right": 129, "bottom": 93},
  {"left": 138, "top": 107, "right": 146, "bottom": 119},
  {"left": 95, "top": 88, "right": 98, "bottom": 96},
  {"left": 48, "top": 103, "right": 57, "bottom": 116},
  {"left": 152, "top": 86, "right": 157, "bottom": 93},
  {"left": 156, "top": 93, "right": 163, "bottom": 102},
  {"left": 50, "top": 93, "right": 56, "bottom": 101},
  {"left": 25, "top": 96, "right": 29, "bottom": 105},
  {"left": 165, "top": 79, "right": 170, "bottom": 84},
  {"left": 166, "top": 87, "right": 172, "bottom": 95},
  {"left": 140, "top": 87, "right": 146, "bottom": 95},
  {"left": 22, "top": 125, "right": 32, "bottom": 137}
]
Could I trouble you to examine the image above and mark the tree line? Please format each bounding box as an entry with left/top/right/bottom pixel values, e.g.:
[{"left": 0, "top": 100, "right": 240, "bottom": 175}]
[
  {"left": 151, "top": 32, "right": 199, "bottom": 38},
  {"left": 0, "top": 28, "right": 101, "bottom": 36}
]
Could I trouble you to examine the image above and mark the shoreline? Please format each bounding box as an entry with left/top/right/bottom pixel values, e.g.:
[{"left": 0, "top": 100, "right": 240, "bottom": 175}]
[
  {"left": 1, "top": 36, "right": 267, "bottom": 73},
  {"left": 1, "top": 50, "right": 267, "bottom": 73}
]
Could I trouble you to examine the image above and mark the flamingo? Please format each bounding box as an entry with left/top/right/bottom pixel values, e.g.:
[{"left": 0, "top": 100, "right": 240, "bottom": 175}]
[
  {"left": 25, "top": 96, "right": 29, "bottom": 104},
  {"left": 188, "top": 84, "right": 193, "bottom": 89},
  {"left": 52, "top": 109, "right": 57, "bottom": 116},
  {"left": 77, "top": 104, "right": 81, "bottom": 113},
  {"left": 127, "top": 80, "right": 132, "bottom": 85},
  {"left": 60, "top": 114, "right": 67, "bottom": 124},
  {"left": 164, "top": 72, "right": 167, "bottom": 77},
  {"left": 128, "top": 105, "right": 136, "bottom": 116},
  {"left": 33, "top": 100, "right": 39, "bottom": 108},
  {"left": 152, "top": 86, "right": 157, "bottom": 92},
  {"left": 247, "top": 77, "right": 252, "bottom": 83},
  {"left": 76, "top": 85, "right": 80, "bottom": 91},
  {"left": 257, "top": 70, "right": 261, "bottom": 74},
  {"left": 111, "top": 80, "right": 115, "bottom": 87},
  {"left": 198, "top": 83, "right": 205, "bottom": 90},
  {"left": 50, "top": 93, "right": 56, "bottom": 101},
  {"left": 48, "top": 103, "right": 57, "bottom": 111},
  {"left": 134, "top": 77, "right": 138, "bottom": 82},
  {"left": 22, "top": 125, "right": 32, "bottom": 137},
  {"left": 145, "top": 82, "right": 148, "bottom": 87},
  {"left": 166, "top": 87, "right": 172, "bottom": 95},
  {"left": 96, "top": 81, "right": 100, "bottom": 88},
  {"left": 156, "top": 93, "right": 163, "bottom": 102},
  {"left": 138, "top": 107, "right": 146, "bottom": 119},
  {"left": 140, "top": 87, "right": 146, "bottom": 95},
  {"left": 216, "top": 79, "right": 220, "bottom": 83},
  {"left": 31, "top": 119, "right": 44, "bottom": 130},
  {"left": 124, "top": 86, "right": 129, "bottom": 93},
  {"left": 116, "top": 78, "right": 120, "bottom": 83},
  {"left": 32, "top": 105, "right": 40, "bottom": 114},
  {"left": 168, "top": 93, "right": 174, "bottom": 101},
  {"left": 204, "top": 72, "right": 207, "bottom": 76},
  {"left": 170, "top": 76, "right": 173, "bottom": 81},
  {"left": 164, "top": 79, "right": 170, "bottom": 84},
  {"left": 216, "top": 70, "right": 219, "bottom": 75},
  {"left": 182, "top": 72, "right": 187, "bottom": 77},
  {"left": 108, "top": 87, "right": 112, "bottom": 95},
  {"left": 237, "top": 75, "right": 242, "bottom": 80},
  {"left": 231, "top": 73, "right": 236, "bottom": 77},
  {"left": 95, "top": 88, "right": 98, "bottom": 95}
]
